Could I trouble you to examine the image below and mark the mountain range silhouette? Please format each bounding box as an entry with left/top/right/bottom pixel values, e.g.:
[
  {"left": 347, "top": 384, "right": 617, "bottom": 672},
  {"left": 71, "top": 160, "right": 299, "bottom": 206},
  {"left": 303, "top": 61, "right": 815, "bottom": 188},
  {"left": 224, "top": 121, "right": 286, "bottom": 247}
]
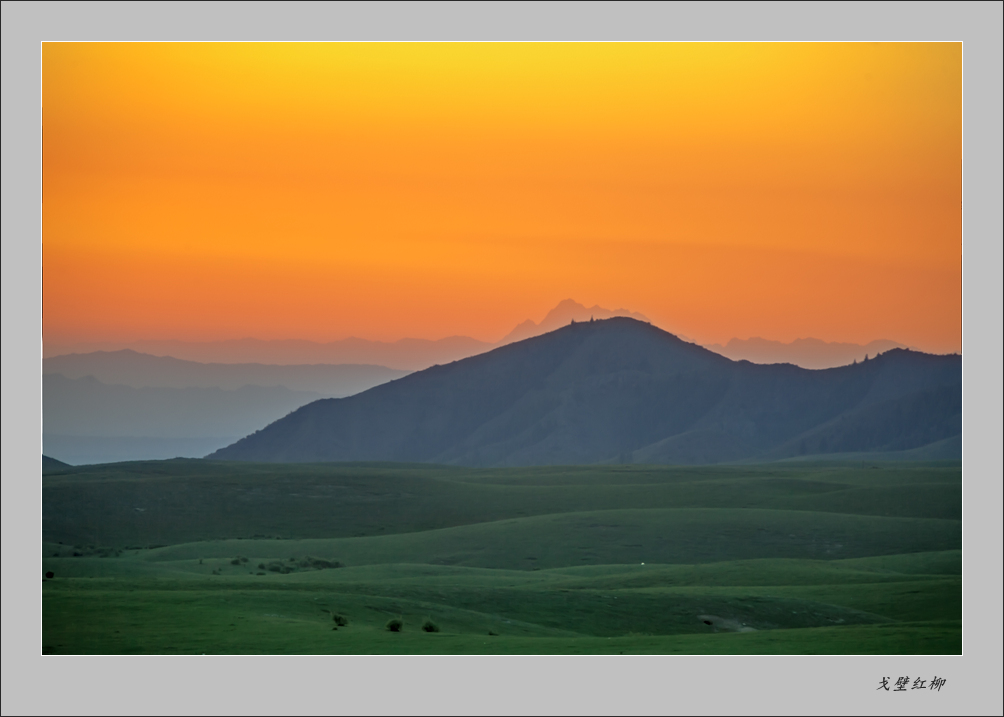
[{"left": 209, "top": 317, "right": 961, "bottom": 466}]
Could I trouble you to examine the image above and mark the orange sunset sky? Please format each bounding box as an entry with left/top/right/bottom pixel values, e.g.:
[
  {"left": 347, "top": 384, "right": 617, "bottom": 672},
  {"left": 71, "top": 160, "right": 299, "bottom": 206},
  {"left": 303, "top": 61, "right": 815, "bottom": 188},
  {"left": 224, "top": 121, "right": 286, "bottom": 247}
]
[{"left": 42, "top": 42, "right": 962, "bottom": 353}]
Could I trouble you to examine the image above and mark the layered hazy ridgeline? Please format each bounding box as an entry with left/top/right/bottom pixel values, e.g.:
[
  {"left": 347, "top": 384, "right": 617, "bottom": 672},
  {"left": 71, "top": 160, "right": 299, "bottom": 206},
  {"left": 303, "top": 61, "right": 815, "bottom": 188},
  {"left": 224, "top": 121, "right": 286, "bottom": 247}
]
[
  {"left": 210, "top": 318, "right": 961, "bottom": 466},
  {"left": 45, "top": 301, "right": 936, "bottom": 466},
  {"left": 42, "top": 352, "right": 408, "bottom": 464}
]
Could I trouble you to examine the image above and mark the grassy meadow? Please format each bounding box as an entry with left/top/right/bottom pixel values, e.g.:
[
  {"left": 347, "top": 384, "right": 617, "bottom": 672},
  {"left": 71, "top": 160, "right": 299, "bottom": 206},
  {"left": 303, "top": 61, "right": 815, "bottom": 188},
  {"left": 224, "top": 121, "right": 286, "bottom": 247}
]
[{"left": 42, "top": 460, "right": 961, "bottom": 654}]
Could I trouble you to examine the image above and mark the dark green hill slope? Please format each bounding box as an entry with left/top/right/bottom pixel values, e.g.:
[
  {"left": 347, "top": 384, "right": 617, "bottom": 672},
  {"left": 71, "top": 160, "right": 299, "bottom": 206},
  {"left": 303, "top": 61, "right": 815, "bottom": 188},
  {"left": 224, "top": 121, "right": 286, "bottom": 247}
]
[
  {"left": 42, "top": 455, "right": 71, "bottom": 472},
  {"left": 42, "top": 459, "right": 960, "bottom": 546},
  {"left": 208, "top": 318, "right": 960, "bottom": 466}
]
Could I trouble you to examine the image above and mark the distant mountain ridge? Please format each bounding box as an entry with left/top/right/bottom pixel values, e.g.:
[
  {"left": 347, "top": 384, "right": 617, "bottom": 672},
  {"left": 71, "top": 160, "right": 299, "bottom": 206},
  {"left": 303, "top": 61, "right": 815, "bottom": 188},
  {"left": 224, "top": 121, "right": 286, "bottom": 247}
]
[
  {"left": 499, "top": 299, "right": 650, "bottom": 344},
  {"left": 42, "top": 300, "right": 645, "bottom": 370},
  {"left": 43, "top": 336, "right": 490, "bottom": 372},
  {"left": 704, "top": 337, "right": 911, "bottom": 370},
  {"left": 42, "top": 373, "right": 329, "bottom": 465},
  {"left": 43, "top": 350, "right": 408, "bottom": 394},
  {"left": 45, "top": 300, "right": 917, "bottom": 371},
  {"left": 43, "top": 374, "right": 322, "bottom": 440},
  {"left": 210, "top": 317, "right": 960, "bottom": 466}
]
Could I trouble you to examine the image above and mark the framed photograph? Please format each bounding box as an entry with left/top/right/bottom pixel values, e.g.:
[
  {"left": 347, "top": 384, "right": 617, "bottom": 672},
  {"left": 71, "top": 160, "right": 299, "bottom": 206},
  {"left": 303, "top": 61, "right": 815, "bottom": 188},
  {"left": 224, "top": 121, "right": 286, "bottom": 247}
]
[{"left": 6, "top": 3, "right": 1000, "bottom": 715}]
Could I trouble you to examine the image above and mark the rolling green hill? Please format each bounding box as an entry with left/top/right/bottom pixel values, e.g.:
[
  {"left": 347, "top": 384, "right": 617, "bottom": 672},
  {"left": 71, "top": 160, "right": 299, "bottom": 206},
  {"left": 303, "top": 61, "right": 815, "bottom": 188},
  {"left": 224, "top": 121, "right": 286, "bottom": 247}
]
[
  {"left": 42, "top": 459, "right": 961, "bottom": 545},
  {"left": 42, "top": 459, "right": 961, "bottom": 655}
]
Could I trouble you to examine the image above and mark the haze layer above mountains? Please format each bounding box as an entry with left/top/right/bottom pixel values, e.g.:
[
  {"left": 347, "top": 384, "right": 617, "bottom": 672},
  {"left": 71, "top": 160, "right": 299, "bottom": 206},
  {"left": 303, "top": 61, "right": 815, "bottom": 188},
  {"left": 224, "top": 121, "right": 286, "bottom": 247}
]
[
  {"left": 41, "top": 355, "right": 406, "bottom": 465},
  {"left": 45, "top": 299, "right": 906, "bottom": 371},
  {"left": 211, "top": 318, "right": 961, "bottom": 467}
]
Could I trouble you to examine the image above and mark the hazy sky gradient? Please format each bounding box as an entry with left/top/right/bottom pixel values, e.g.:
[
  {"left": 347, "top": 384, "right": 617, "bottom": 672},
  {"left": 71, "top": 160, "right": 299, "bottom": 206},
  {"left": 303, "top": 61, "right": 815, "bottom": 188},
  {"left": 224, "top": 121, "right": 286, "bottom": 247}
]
[{"left": 43, "top": 42, "right": 961, "bottom": 352}]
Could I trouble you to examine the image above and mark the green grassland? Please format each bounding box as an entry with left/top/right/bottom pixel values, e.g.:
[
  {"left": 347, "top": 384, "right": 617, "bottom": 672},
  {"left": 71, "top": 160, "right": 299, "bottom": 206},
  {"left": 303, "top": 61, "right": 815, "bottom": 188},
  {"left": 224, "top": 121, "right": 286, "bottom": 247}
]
[{"left": 42, "top": 460, "right": 961, "bottom": 654}]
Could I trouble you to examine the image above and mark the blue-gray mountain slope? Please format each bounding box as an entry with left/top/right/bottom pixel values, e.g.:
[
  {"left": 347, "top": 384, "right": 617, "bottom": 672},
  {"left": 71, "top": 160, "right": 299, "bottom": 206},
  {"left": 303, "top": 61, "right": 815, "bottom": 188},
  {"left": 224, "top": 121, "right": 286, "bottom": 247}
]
[{"left": 209, "top": 318, "right": 961, "bottom": 466}]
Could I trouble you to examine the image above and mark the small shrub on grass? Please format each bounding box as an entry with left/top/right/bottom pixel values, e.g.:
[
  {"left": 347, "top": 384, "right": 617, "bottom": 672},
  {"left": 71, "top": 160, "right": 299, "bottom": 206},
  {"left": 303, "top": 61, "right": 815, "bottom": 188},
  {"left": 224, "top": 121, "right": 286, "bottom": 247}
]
[
  {"left": 230, "top": 558, "right": 241, "bottom": 565},
  {"left": 332, "top": 614, "right": 349, "bottom": 627},
  {"left": 385, "top": 618, "right": 403, "bottom": 632},
  {"left": 421, "top": 620, "right": 440, "bottom": 633},
  {"left": 258, "top": 563, "right": 265, "bottom": 570},
  {"left": 300, "top": 557, "right": 342, "bottom": 570}
]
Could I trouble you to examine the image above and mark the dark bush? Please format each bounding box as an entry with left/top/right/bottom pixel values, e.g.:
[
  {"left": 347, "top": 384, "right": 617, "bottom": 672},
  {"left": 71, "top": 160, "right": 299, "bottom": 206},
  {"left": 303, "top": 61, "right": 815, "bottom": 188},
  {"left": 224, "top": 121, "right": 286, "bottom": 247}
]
[
  {"left": 421, "top": 620, "right": 440, "bottom": 633},
  {"left": 45, "top": 571, "right": 54, "bottom": 579},
  {"left": 301, "top": 557, "right": 342, "bottom": 570},
  {"left": 332, "top": 614, "right": 349, "bottom": 627},
  {"left": 258, "top": 563, "right": 265, "bottom": 570},
  {"left": 385, "top": 618, "right": 403, "bottom": 632},
  {"left": 230, "top": 558, "right": 241, "bottom": 565},
  {"left": 264, "top": 560, "right": 296, "bottom": 574}
]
